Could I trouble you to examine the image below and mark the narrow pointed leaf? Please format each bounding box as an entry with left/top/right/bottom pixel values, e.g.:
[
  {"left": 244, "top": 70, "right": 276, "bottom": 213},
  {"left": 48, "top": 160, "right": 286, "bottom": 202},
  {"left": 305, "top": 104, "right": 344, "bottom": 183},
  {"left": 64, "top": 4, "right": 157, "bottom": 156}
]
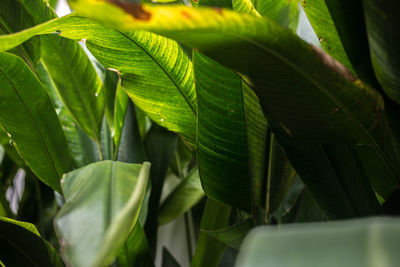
[
  {"left": 203, "top": 218, "right": 254, "bottom": 250},
  {"left": 158, "top": 168, "right": 204, "bottom": 225},
  {"left": 55, "top": 161, "right": 150, "bottom": 267},
  {"left": 0, "top": 217, "right": 63, "bottom": 267},
  {"left": 17, "top": 0, "right": 105, "bottom": 142},
  {"left": 0, "top": 52, "right": 73, "bottom": 192}
]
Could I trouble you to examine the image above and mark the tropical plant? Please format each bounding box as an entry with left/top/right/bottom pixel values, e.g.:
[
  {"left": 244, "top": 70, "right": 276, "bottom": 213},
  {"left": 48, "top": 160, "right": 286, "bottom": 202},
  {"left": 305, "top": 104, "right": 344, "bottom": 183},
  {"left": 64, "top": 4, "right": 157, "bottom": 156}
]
[{"left": 0, "top": 0, "right": 399, "bottom": 266}]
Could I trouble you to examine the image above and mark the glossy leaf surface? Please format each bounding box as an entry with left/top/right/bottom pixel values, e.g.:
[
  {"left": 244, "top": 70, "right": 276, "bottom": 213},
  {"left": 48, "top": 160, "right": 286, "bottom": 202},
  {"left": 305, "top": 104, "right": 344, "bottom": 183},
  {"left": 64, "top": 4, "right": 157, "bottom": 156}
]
[
  {"left": 55, "top": 160, "right": 150, "bottom": 267},
  {"left": 0, "top": 52, "right": 73, "bottom": 192}
]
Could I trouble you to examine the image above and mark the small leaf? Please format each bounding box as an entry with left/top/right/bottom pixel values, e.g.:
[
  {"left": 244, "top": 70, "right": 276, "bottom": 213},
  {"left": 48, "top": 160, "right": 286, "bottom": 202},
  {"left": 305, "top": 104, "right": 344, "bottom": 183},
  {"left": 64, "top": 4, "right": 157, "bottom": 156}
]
[{"left": 55, "top": 160, "right": 150, "bottom": 267}]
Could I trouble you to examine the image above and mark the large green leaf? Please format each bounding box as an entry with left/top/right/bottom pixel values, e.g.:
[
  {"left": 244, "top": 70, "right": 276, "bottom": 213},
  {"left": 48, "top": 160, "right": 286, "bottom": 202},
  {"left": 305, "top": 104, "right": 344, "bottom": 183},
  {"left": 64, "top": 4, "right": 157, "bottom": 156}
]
[
  {"left": 237, "top": 217, "right": 400, "bottom": 267},
  {"left": 254, "top": 0, "right": 299, "bottom": 30},
  {"left": 17, "top": 0, "right": 105, "bottom": 144},
  {"left": 194, "top": 51, "right": 252, "bottom": 212},
  {"left": 0, "top": 216, "right": 63, "bottom": 267},
  {"left": 55, "top": 160, "right": 150, "bottom": 267},
  {"left": 363, "top": 0, "right": 400, "bottom": 103},
  {"left": 0, "top": 13, "right": 197, "bottom": 148},
  {"left": 66, "top": 1, "right": 400, "bottom": 207},
  {"left": 0, "top": 52, "right": 73, "bottom": 192},
  {"left": 158, "top": 167, "right": 204, "bottom": 225}
]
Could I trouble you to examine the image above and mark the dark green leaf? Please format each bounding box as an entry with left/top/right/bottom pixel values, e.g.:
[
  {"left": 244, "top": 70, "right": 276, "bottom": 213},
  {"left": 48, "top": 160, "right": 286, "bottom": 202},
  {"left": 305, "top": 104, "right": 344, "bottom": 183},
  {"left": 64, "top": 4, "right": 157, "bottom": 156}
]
[
  {"left": 0, "top": 216, "right": 63, "bottom": 267},
  {"left": 363, "top": 0, "right": 400, "bottom": 103}
]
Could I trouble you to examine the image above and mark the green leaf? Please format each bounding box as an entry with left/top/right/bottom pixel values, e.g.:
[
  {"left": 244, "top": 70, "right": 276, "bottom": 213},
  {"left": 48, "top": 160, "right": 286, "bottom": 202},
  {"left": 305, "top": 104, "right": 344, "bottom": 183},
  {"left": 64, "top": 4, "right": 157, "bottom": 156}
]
[
  {"left": 237, "top": 217, "right": 400, "bottom": 267},
  {"left": 158, "top": 167, "right": 205, "bottom": 225},
  {"left": 0, "top": 52, "right": 73, "bottom": 192},
  {"left": 0, "top": 0, "right": 41, "bottom": 67},
  {"left": 17, "top": 0, "right": 106, "bottom": 143},
  {"left": 55, "top": 160, "right": 150, "bottom": 267},
  {"left": 255, "top": 0, "right": 299, "bottom": 30},
  {"left": 144, "top": 124, "right": 177, "bottom": 254},
  {"left": 203, "top": 218, "right": 254, "bottom": 250},
  {"left": 191, "top": 199, "right": 231, "bottom": 267},
  {"left": 0, "top": 216, "right": 63, "bottom": 267},
  {"left": 65, "top": 2, "right": 394, "bottom": 214},
  {"left": 116, "top": 100, "right": 146, "bottom": 164},
  {"left": 194, "top": 51, "right": 252, "bottom": 212},
  {"left": 363, "top": 0, "right": 400, "bottom": 103},
  {"left": 116, "top": 222, "right": 154, "bottom": 267},
  {"left": 103, "top": 69, "right": 119, "bottom": 131},
  {"left": 0, "top": 12, "right": 197, "bottom": 148}
]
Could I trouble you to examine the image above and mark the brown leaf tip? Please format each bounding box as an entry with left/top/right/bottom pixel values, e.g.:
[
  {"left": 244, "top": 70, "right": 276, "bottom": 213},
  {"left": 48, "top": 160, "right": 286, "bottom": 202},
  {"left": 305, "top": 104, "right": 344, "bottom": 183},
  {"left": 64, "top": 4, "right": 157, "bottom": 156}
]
[
  {"left": 311, "top": 45, "right": 356, "bottom": 82},
  {"left": 107, "top": 0, "right": 151, "bottom": 20}
]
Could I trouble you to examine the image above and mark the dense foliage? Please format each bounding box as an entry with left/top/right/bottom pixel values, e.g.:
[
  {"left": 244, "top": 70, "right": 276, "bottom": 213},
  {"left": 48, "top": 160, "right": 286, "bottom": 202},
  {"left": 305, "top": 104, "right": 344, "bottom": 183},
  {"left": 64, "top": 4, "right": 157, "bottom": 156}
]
[{"left": 0, "top": 0, "right": 399, "bottom": 266}]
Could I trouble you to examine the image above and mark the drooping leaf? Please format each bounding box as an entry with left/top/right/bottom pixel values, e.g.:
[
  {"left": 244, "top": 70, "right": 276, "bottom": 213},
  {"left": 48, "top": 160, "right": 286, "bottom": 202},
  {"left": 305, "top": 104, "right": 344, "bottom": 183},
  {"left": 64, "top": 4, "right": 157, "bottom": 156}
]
[
  {"left": 203, "top": 218, "right": 254, "bottom": 250},
  {"left": 191, "top": 198, "right": 231, "bottom": 267},
  {"left": 55, "top": 160, "right": 150, "bottom": 267},
  {"left": 0, "top": 52, "right": 73, "bottom": 192},
  {"left": 158, "top": 167, "right": 204, "bottom": 225},
  {"left": 302, "top": 0, "right": 377, "bottom": 86},
  {"left": 0, "top": 216, "right": 63, "bottom": 267},
  {"left": 363, "top": 0, "right": 400, "bottom": 103},
  {"left": 237, "top": 217, "right": 400, "bottom": 267}
]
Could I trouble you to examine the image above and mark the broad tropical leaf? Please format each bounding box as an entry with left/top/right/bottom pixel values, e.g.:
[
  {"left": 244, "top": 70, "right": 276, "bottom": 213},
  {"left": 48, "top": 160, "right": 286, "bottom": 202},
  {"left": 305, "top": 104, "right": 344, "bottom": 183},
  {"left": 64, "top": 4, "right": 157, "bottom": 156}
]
[
  {"left": 0, "top": 217, "right": 63, "bottom": 267},
  {"left": 237, "top": 217, "right": 400, "bottom": 267},
  {"left": 55, "top": 161, "right": 150, "bottom": 267},
  {"left": 0, "top": 52, "right": 73, "bottom": 192},
  {"left": 0, "top": 13, "right": 197, "bottom": 148}
]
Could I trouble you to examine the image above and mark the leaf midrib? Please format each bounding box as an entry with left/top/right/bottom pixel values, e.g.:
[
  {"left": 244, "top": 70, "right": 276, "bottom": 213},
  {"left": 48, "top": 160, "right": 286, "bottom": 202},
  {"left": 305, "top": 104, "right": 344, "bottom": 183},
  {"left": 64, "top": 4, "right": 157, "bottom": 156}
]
[
  {"left": 0, "top": 67, "right": 60, "bottom": 184},
  {"left": 118, "top": 31, "right": 197, "bottom": 116}
]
